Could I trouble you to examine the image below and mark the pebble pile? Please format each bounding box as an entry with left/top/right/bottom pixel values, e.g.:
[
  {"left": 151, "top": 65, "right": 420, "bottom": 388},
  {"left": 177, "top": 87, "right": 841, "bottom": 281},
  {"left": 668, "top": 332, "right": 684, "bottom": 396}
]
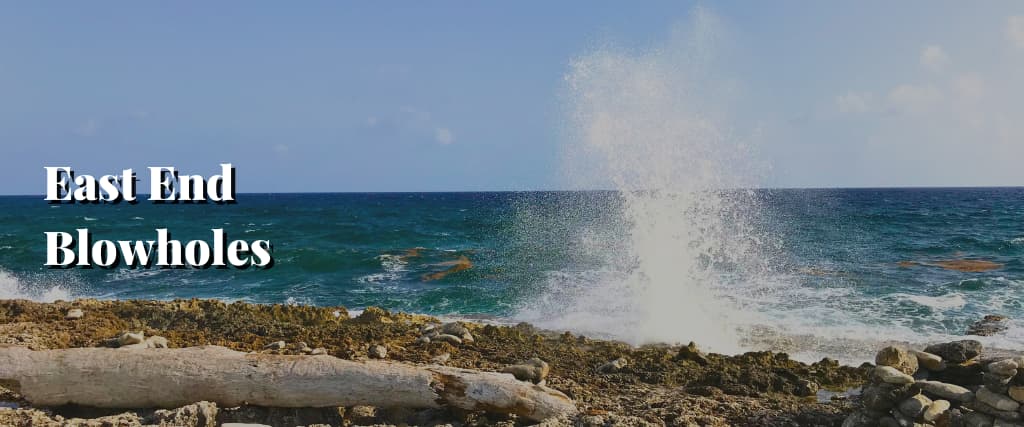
[{"left": 844, "top": 339, "right": 1024, "bottom": 427}]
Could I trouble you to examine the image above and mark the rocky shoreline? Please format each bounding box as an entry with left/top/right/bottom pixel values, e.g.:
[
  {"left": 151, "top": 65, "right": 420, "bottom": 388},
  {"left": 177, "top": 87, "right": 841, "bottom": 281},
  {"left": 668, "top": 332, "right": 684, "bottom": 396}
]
[
  {"left": 844, "top": 341, "right": 1024, "bottom": 426},
  {"left": 0, "top": 298, "right": 874, "bottom": 426}
]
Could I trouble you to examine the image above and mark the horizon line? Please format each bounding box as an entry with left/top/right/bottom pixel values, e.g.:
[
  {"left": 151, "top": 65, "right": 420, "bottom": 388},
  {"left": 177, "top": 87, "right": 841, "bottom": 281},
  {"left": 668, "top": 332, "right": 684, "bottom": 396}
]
[{"left": 3, "top": 185, "right": 1023, "bottom": 198}]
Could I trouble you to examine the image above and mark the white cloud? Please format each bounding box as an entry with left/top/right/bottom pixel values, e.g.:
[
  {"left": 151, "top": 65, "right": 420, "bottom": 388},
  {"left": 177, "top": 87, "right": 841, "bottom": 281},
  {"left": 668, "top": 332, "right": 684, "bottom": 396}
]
[
  {"left": 887, "top": 84, "right": 941, "bottom": 114},
  {"left": 920, "top": 45, "right": 949, "bottom": 71},
  {"left": 836, "top": 91, "right": 874, "bottom": 113},
  {"left": 435, "top": 127, "right": 455, "bottom": 145},
  {"left": 1007, "top": 15, "right": 1024, "bottom": 48}
]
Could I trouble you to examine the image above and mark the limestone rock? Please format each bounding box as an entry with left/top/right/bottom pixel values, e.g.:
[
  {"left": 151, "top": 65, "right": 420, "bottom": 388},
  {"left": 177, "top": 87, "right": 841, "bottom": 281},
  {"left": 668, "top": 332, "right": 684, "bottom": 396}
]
[
  {"left": 917, "top": 380, "right": 974, "bottom": 402},
  {"left": 987, "top": 359, "right": 1019, "bottom": 377},
  {"left": 145, "top": 336, "right": 169, "bottom": 349},
  {"left": 433, "top": 334, "right": 463, "bottom": 345},
  {"left": 291, "top": 342, "right": 313, "bottom": 354},
  {"left": 911, "top": 350, "right": 945, "bottom": 371},
  {"left": 1008, "top": 386, "right": 1024, "bottom": 403},
  {"left": 976, "top": 386, "right": 1020, "bottom": 412},
  {"left": 118, "top": 332, "right": 144, "bottom": 346},
  {"left": 877, "top": 346, "right": 919, "bottom": 375},
  {"left": 897, "top": 393, "right": 932, "bottom": 418},
  {"left": 924, "top": 340, "right": 983, "bottom": 363},
  {"left": 922, "top": 399, "right": 950, "bottom": 423},
  {"left": 262, "top": 341, "right": 285, "bottom": 350},
  {"left": 501, "top": 358, "right": 550, "bottom": 384},
  {"left": 65, "top": 308, "right": 84, "bottom": 320},
  {"left": 862, "top": 383, "right": 915, "bottom": 411},
  {"left": 440, "top": 322, "right": 469, "bottom": 337},
  {"left": 983, "top": 372, "right": 1012, "bottom": 394},
  {"left": 144, "top": 401, "right": 218, "bottom": 427},
  {"left": 967, "top": 399, "right": 1021, "bottom": 421},
  {"left": 368, "top": 345, "right": 388, "bottom": 359},
  {"left": 962, "top": 411, "right": 995, "bottom": 427},
  {"left": 357, "top": 306, "right": 393, "bottom": 323},
  {"left": 875, "top": 365, "right": 915, "bottom": 384}
]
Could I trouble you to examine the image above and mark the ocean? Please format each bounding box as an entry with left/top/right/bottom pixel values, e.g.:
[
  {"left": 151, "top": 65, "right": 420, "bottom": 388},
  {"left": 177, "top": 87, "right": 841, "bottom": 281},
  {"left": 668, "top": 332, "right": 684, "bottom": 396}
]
[{"left": 0, "top": 188, "right": 1022, "bottom": 362}]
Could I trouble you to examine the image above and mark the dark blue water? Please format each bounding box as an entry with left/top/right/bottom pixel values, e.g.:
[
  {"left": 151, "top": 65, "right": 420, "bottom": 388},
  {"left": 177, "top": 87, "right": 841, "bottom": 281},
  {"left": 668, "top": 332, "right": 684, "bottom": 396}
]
[{"left": 0, "top": 189, "right": 1021, "bottom": 357}]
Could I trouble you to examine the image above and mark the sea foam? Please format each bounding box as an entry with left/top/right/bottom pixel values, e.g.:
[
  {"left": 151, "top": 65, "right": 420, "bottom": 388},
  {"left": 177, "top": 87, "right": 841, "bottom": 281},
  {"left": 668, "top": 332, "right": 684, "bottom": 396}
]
[{"left": 0, "top": 269, "right": 73, "bottom": 302}]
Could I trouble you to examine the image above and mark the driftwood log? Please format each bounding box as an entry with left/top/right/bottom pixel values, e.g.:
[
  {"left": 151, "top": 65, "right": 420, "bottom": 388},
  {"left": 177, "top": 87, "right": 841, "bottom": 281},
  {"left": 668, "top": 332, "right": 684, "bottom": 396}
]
[{"left": 0, "top": 345, "right": 576, "bottom": 422}]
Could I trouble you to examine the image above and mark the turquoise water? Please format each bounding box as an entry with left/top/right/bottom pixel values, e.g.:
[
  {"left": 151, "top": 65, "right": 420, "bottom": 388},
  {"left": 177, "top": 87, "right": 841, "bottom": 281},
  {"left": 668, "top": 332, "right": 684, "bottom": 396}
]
[{"left": 0, "top": 189, "right": 1022, "bottom": 358}]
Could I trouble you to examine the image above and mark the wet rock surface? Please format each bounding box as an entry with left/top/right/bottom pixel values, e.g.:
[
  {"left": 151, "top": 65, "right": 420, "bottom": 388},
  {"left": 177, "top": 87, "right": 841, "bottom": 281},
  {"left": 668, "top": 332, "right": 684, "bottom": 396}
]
[
  {"left": 0, "top": 298, "right": 869, "bottom": 426},
  {"left": 968, "top": 315, "right": 1010, "bottom": 337}
]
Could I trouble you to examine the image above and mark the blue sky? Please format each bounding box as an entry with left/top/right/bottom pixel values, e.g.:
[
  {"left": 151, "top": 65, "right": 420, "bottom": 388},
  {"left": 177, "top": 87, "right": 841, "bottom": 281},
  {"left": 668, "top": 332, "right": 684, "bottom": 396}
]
[{"left": 2, "top": 2, "right": 1023, "bottom": 194}]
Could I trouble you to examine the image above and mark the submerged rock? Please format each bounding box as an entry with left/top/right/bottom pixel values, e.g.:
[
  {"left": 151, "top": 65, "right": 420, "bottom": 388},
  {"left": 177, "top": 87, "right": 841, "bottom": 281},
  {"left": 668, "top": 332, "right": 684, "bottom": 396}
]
[
  {"left": 968, "top": 315, "right": 1010, "bottom": 337},
  {"left": 931, "top": 259, "right": 1004, "bottom": 272},
  {"left": 421, "top": 256, "right": 473, "bottom": 281},
  {"left": 924, "top": 340, "right": 983, "bottom": 363}
]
